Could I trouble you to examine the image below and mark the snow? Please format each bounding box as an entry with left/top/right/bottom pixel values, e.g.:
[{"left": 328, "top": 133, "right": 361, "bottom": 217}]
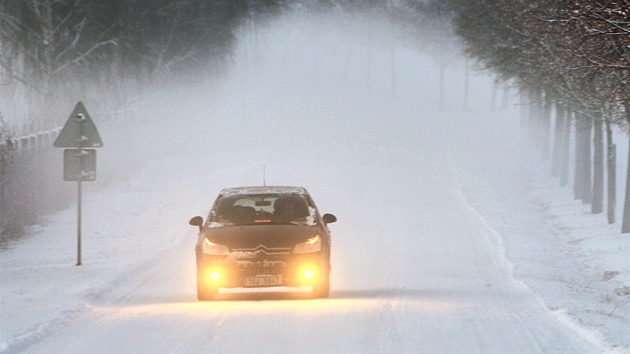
[
  {"left": 1, "top": 11, "right": 629, "bottom": 353},
  {"left": 219, "top": 186, "right": 309, "bottom": 196}
]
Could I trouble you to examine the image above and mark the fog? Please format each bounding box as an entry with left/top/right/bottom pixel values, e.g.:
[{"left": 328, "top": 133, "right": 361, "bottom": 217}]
[
  {"left": 2, "top": 10, "right": 627, "bottom": 353},
  {"left": 87, "top": 10, "right": 523, "bottom": 291},
  {"left": 97, "top": 10, "right": 498, "bottom": 188}
]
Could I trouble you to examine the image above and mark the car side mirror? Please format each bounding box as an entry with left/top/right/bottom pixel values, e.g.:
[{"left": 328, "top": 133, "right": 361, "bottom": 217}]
[
  {"left": 189, "top": 216, "right": 204, "bottom": 231},
  {"left": 322, "top": 213, "right": 337, "bottom": 224}
]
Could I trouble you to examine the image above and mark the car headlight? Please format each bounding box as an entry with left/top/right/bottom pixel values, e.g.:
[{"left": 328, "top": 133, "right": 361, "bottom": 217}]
[
  {"left": 203, "top": 238, "right": 229, "bottom": 255},
  {"left": 294, "top": 235, "right": 322, "bottom": 254},
  {"left": 297, "top": 263, "right": 320, "bottom": 285}
]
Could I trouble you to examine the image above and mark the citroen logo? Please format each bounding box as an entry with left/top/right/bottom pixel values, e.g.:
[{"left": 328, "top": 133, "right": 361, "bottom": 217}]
[{"left": 232, "top": 245, "right": 291, "bottom": 255}]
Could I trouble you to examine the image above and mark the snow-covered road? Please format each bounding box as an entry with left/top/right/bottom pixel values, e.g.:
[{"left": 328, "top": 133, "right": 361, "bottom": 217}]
[
  {"left": 17, "top": 263, "right": 601, "bottom": 353},
  {"left": 2, "top": 13, "right": 627, "bottom": 353},
  {"left": 5, "top": 120, "right": 603, "bottom": 353},
  {"left": 2, "top": 104, "right": 613, "bottom": 353}
]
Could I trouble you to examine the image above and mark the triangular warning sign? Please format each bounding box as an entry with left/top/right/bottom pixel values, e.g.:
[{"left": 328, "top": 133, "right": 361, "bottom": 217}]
[{"left": 53, "top": 102, "right": 103, "bottom": 148}]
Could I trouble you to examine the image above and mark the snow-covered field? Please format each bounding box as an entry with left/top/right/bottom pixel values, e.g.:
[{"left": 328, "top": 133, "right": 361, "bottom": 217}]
[{"left": 1, "top": 13, "right": 628, "bottom": 353}]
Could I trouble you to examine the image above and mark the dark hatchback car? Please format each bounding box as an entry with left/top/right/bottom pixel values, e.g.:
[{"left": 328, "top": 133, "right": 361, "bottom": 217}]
[{"left": 189, "top": 186, "right": 337, "bottom": 300}]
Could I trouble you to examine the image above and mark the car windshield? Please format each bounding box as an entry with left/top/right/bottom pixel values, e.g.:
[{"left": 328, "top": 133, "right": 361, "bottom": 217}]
[{"left": 208, "top": 194, "right": 316, "bottom": 227}]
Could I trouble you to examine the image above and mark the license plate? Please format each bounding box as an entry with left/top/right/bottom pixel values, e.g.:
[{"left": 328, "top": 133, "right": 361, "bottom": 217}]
[{"left": 244, "top": 275, "right": 282, "bottom": 287}]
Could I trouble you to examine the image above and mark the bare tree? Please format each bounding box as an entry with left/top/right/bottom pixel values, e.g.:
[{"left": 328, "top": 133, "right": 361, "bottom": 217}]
[{"left": 443, "top": 0, "right": 630, "bottom": 230}]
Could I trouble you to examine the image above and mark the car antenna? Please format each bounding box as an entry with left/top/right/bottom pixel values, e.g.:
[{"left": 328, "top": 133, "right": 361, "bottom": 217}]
[{"left": 263, "top": 164, "right": 266, "bottom": 186}]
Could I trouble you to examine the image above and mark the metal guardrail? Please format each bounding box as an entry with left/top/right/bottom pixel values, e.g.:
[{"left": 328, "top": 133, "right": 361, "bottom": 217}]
[
  {"left": 0, "top": 126, "right": 67, "bottom": 241},
  {"left": 0, "top": 127, "right": 62, "bottom": 154}
]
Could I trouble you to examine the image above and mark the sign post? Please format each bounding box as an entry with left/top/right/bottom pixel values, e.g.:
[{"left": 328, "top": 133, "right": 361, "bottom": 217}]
[{"left": 54, "top": 102, "right": 103, "bottom": 266}]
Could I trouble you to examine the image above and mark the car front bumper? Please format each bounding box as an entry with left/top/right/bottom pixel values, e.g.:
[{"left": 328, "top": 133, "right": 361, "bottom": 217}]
[{"left": 196, "top": 252, "right": 329, "bottom": 289}]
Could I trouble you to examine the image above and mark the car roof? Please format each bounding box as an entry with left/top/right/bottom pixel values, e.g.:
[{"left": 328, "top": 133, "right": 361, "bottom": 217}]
[{"left": 219, "top": 186, "right": 309, "bottom": 197}]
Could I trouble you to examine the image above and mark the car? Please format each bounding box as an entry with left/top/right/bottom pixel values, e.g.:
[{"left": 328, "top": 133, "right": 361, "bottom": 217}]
[{"left": 189, "top": 186, "right": 337, "bottom": 300}]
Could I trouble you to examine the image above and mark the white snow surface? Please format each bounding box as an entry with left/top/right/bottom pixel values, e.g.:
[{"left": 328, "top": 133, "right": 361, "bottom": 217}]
[{"left": 1, "top": 13, "right": 629, "bottom": 354}]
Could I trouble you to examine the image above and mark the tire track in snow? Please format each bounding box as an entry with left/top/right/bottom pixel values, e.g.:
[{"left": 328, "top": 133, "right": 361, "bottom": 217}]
[
  {"left": 0, "top": 221, "right": 194, "bottom": 353},
  {"left": 0, "top": 304, "right": 92, "bottom": 354},
  {"left": 454, "top": 169, "right": 522, "bottom": 289},
  {"left": 454, "top": 166, "right": 621, "bottom": 353},
  {"left": 374, "top": 297, "right": 402, "bottom": 353}
]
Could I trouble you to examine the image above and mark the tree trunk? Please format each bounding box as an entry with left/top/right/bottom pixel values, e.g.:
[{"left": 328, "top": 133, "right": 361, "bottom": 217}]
[
  {"left": 462, "top": 61, "right": 469, "bottom": 111},
  {"left": 591, "top": 110, "right": 604, "bottom": 214},
  {"left": 574, "top": 112, "right": 592, "bottom": 203},
  {"left": 582, "top": 116, "right": 593, "bottom": 204},
  {"left": 621, "top": 103, "right": 630, "bottom": 232},
  {"left": 491, "top": 79, "right": 498, "bottom": 111},
  {"left": 390, "top": 41, "right": 396, "bottom": 97},
  {"left": 519, "top": 88, "right": 528, "bottom": 128},
  {"left": 551, "top": 103, "right": 566, "bottom": 177},
  {"left": 559, "top": 109, "right": 571, "bottom": 187},
  {"left": 573, "top": 111, "right": 583, "bottom": 199},
  {"left": 541, "top": 92, "right": 553, "bottom": 160},
  {"left": 439, "top": 62, "right": 446, "bottom": 111},
  {"left": 528, "top": 88, "right": 542, "bottom": 146},
  {"left": 501, "top": 82, "right": 509, "bottom": 110},
  {"left": 342, "top": 39, "right": 351, "bottom": 92},
  {"left": 605, "top": 113, "right": 616, "bottom": 224}
]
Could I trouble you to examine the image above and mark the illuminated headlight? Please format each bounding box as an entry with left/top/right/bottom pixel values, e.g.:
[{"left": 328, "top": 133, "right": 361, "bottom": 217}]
[
  {"left": 303, "top": 269, "right": 315, "bottom": 279},
  {"left": 203, "top": 238, "right": 229, "bottom": 255},
  {"left": 209, "top": 271, "right": 222, "bottom": 281},
  {"left": 204, "top": 268, "right": 225, "bottom": 285},
  {"left": 299, "top": 264, "right": 319, "bottom": 284},
  {"left": 294, "top": 235, "right": 322, "bottom": 254},
  {"left": 208, "top": 270, "right": 223, "bottom": 282}
]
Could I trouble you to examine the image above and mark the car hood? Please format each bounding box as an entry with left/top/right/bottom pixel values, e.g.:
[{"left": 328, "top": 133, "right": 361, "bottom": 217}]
[{"left": 203, "top": 224, "right": 321, "bottom": 251}]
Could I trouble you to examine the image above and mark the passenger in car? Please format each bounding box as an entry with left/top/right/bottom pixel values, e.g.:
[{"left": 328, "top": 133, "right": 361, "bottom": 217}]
[
  {"left": 273, "top": 197, "right": 308, "bottom": 223},
  {"left": 229, "top": 205, "right": 256, "bottom": 224}
]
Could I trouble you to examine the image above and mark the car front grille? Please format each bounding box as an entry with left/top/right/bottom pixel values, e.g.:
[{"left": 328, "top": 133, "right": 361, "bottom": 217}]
[{"left": 230, "top": 244, "right": 291, "bottom": 256}]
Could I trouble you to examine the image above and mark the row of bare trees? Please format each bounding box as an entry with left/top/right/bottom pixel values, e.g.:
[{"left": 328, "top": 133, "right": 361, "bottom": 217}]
[
  {"left": 0, "top": 0, "right": 288, "bottom": 134},
  {"left": 0, "top": 0, "right": 289, "bottom": 241},
  {"left": 442, "top": 0, "right": 630, "bottom": 232},
  {"left": 0, "top": 0, "right": 445, "bottom": 241},
  {"left": 0, "top": 0, "right": 453, "bottom": 134}
]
